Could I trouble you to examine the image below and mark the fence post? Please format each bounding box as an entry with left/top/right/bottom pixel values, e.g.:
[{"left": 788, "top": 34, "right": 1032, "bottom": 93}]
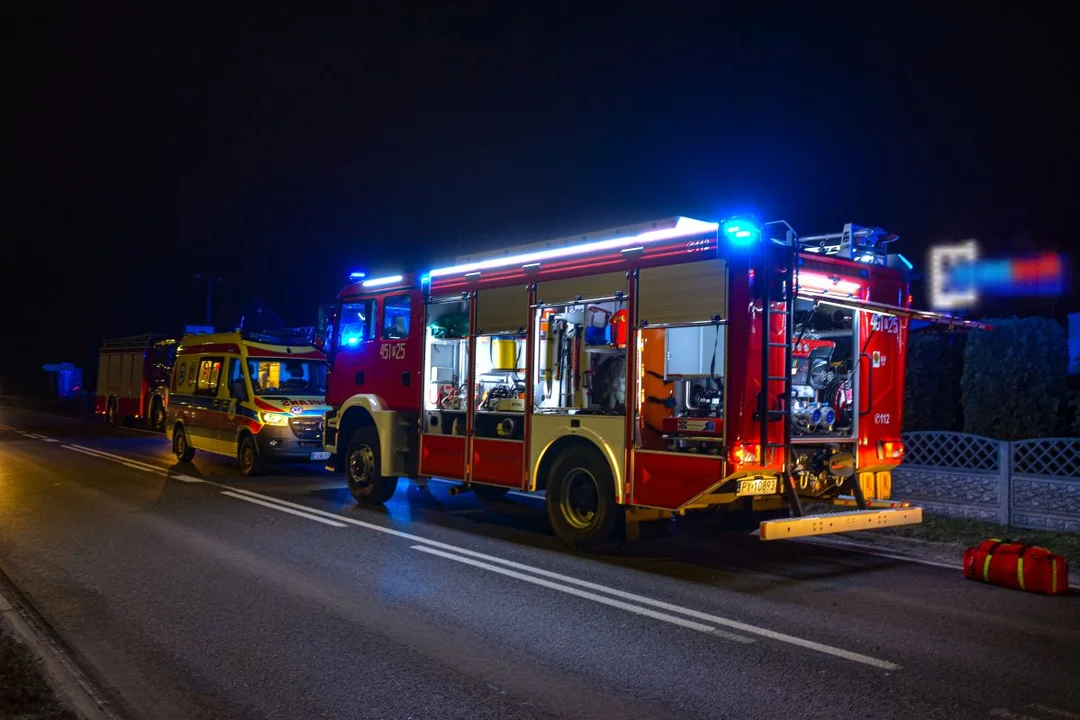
[{"left": 998, "top": 440, "right": 1011, "bottom": 527}]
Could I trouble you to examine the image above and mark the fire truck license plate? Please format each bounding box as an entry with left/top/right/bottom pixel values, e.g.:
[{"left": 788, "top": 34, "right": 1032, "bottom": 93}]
[
  {"left": 310, "top": 451, "right": 331, "bottom": 461},
  {"left": 737, "top": 477, "right": 777, "bottom": 497}
]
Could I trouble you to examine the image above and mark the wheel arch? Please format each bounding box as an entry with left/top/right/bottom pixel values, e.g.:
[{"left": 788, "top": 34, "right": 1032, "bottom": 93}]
[
  {"left": 533, "top": 433, "right": 625, "bottom": 504},
  {"left": 336, "top": 394, "right": 404, "bottom": 477}
]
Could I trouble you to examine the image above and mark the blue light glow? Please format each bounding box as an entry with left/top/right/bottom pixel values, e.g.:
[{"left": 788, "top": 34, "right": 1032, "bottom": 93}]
[
  {"left": 722, "top": 217, "right": 760, "bottom": 247},
  {"left": 897, "top": 254, "right": 914, "bottom": 270},
  {"left": 349, "top": 271, "right": 366, "bottom": 280},
  {"left": 345, "top": 336, "right": 360, "bottom": 346}
]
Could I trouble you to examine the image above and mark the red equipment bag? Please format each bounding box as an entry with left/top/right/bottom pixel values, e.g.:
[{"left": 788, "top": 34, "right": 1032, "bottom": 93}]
[{"left": 962, "top": 539, "right": 1069, "bottom": 595}]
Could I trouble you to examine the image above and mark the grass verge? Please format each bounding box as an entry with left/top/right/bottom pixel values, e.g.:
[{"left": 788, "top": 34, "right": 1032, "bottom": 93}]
[
  {"left": 0, "top": 625, "right": 79, "bottom": 720},
  {"left": 873, "top": 513, "right": 1080, "bottom": 568},
  {"left": 804, "top": 502, "right": 1079, "bottom": 568}
]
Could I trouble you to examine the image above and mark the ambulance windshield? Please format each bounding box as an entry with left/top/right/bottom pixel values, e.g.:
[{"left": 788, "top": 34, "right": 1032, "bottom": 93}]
[{"left": 247, "top": 359, "right": 327, "bottom": 396}]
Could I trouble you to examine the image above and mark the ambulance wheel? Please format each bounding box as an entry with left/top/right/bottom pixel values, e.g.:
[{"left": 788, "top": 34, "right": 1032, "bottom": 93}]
[
  {"left": 473, "top": 484, "right": 511, "bottom": 501},
  {"left": 346, "top": 427, "right": 397, "bottom": 505},
  {"left": 546, "top": 445, "right": 623, "bottom": 552},
  {"left": 173, "top": 426, "right": 195, "bottom": 463},
  {"left": 238, "top": 435, "right": 264, "bottom": 477},
  {"left": 150, "top": 398, "right": 166, "bottom": 432}
]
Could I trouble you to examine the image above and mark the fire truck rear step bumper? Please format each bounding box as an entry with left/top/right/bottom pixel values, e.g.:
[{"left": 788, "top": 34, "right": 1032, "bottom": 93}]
[
  {"left": 758, "top": 507, "right": 922, "bottom": 541},
  {"left": 833, "top": 495, "right": 912, "bottom": 509}
]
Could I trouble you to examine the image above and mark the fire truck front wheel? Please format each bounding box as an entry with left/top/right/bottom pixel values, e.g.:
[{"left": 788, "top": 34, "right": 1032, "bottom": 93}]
[
  {"left": 345, "top": 427, "right": 397, "bottom": 505},
  {"left": 546, "top": 445, "right": 623, "bottom": 552}
]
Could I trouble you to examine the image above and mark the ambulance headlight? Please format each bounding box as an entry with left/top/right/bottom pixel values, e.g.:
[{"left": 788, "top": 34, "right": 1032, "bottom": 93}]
[{"left": 261, "top": 412, "right": 290, "bottom": 426}]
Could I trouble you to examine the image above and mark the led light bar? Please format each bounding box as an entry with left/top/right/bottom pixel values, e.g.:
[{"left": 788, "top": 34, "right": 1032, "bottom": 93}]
[
  {"left": 362, "top": 274, "right": 405, "bottom": 288},
  {"left": 428, "top": 216, "right": 719, "bottom": 279}
]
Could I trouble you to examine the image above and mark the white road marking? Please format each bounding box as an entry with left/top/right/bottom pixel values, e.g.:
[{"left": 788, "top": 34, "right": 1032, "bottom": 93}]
[
  {"left": 173, "top": 475, "right": 205, "bottom": 484},
  {"left": 412, "top": 545, "right": 753, "bottom": 642},
  {"left": 223, "top": 487, "right": 900, "bottom": 670},
  {"left": 63, "top": 445, "right": 168, "bottom": 475},
  {"left": 33, "top": 435, "right": 904, "bottom": 670},
  {"left": 221, "top": 491, "right": 347, "bottom": 527}
]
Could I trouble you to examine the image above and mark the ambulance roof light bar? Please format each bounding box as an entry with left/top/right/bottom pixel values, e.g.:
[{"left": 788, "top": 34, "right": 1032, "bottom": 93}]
[{"left": 429, "top": 216, "right": 719, "bottom": 279}]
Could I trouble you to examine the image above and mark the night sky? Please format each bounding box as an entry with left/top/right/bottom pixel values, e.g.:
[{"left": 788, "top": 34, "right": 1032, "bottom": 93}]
[{"left": 8, "top": 4, "right": 1078, "bottom": 390}]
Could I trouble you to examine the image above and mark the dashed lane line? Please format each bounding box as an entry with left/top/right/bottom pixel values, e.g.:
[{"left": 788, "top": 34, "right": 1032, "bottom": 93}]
[{"left": 25, "top": 430, "right": 905, "bottom": 670}]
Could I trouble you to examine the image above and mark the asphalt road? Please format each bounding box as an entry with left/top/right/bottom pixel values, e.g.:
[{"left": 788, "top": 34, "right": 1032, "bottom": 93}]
[{"left": 1, "top": 408, "right": 1077, "bottom": 720}]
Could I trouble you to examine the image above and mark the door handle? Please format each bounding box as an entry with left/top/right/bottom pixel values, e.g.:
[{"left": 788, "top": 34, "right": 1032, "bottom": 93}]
[
  {"left": 401, "top": 371, "right": 411, "bottom": 387},
  {"left": 355, "top": 372, "right": 364, "bottom": 385}
]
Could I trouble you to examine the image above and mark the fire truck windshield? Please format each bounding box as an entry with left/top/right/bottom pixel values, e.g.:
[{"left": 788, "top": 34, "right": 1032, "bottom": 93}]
[{"left": 247, "top": 358, "right": 327, "bottom": 396}]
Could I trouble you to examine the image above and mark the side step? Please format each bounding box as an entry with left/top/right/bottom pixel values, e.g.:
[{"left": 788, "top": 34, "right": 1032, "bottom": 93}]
[{"left": 758, "top": 507, "right": 923, "bottom": 541}]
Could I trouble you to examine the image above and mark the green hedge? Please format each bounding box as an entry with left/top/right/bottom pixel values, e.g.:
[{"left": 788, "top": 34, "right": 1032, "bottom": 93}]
[
  {"left": 961, "top": 317, "right": 1068, "bottom": 440},
  {"left": 903, "top": 330, "right": 965, "bottom": 432}
]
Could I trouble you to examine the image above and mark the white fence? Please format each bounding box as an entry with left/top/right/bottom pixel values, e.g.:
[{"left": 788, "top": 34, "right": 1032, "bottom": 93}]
[{"left": 893, "top": 432, "right": 1080, "bottom": 533}]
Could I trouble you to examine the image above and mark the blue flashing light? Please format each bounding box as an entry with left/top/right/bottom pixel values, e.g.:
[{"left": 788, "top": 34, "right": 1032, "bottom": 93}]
[
  {"left": 722, "top": 217, "right": 760, "bottom": 247},
  {"left": 349, "top": 271, "right": 366, "bottom": 281},
  {"left": 345, "top": 336, "right": 360, "bottom": 346},
  {"left": 897, "top": 253, "right": 914, "bottom": 270}
]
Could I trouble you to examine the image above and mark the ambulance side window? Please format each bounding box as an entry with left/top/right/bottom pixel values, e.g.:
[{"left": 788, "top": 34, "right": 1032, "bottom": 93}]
[
  {"left": 382, "top": 295, "right": 411, "bottom": 340},
  {"left": 195, "top": 357, "right": 224, "bottom": 397},
  {"left": 339, "top": 300, "right": 375, "bottom": 348}
]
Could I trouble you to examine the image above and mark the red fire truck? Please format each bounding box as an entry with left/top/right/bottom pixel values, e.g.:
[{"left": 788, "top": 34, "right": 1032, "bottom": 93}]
[
  {"left": 318, "top": 217, "right": 983, "bottom": 550},
  {"left": 95, "top": 334, "right": 178, "bottom": 430}
]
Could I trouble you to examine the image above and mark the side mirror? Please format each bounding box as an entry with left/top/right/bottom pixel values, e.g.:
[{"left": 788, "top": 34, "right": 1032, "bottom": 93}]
[{"left": 313, "top": 304, "right": 335, "bottom": 352}]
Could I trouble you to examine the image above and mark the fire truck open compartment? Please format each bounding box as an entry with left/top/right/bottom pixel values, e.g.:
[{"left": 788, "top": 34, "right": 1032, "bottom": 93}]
[{"left": 788, "top": 297, "right": 856, "bottom": 441}]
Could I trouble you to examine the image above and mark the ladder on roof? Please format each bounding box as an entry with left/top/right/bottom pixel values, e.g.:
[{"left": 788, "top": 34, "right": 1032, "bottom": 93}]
[{"left": 757, "top": 229, "right": 801, "bottom": 517}]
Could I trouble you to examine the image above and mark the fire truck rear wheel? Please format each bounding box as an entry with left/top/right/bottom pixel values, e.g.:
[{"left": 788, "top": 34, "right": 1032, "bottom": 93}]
[
  {"left": 546, "top": 445, "right": 623, "bottom": 552},
  {"left": 238, "top": 435, "right": 264, "bottom": 477},
  {"left": 174, "top": 426, "right": 195, "bottom": 463},
  {"left": 346, "top": 427, "right": 397, "bottom": 505},
  {"left": 150, "top": 398, "right": 166, "bottom": 432}
]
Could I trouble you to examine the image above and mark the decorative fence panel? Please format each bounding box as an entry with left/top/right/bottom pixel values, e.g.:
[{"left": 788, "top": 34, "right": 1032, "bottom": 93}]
[{"left": 892, "top": 432, "right": 1080, "bottom": 533}]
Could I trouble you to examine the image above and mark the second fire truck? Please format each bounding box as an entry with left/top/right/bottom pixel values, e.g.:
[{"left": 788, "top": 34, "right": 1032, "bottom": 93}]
[{"left": 317, "top": 216, "right": 983, "bottom": 550}]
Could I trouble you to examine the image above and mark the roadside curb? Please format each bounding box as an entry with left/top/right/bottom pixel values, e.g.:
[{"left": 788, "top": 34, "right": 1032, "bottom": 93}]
[
  {"left": 0, "top": 570, "right": 125, "bottom": 720},
  {"left": 800, "top": 535, "right": 1080, "bottom": 591}
]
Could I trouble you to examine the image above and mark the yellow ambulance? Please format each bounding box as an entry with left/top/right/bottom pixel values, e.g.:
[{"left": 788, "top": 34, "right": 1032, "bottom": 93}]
[{"left": 165, "top": 329, "right": 331, "bottom": 475}]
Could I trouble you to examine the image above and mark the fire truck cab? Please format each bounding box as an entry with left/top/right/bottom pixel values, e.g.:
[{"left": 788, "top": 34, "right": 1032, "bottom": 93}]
[{"left": 321, "top": 217, "right": 982, "bottom": 550}]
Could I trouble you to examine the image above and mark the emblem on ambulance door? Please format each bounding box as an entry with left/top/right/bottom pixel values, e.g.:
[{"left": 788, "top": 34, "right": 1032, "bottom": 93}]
[{"left": 290, "top": 406, "right": 303, "bottom": 415}]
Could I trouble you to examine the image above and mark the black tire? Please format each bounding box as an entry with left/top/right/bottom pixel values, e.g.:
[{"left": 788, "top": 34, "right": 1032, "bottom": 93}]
[
  {"left": 345, "top": 427, "right": 397, "bottom": 504},
  {"left": 149, "top": 398, "right": 166, "bottom": 432},
  {"left": 473, "top": 484, "right": 511, "bottom": 501},
  {"left": 238, "top": 435, "right": 264, "bottom": 477},
  {"left": 546, "top": 445, "right": 623, "bottom": 552},
  {"left": 174, "top": 425, "right": 196, "bottom": 462}
]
